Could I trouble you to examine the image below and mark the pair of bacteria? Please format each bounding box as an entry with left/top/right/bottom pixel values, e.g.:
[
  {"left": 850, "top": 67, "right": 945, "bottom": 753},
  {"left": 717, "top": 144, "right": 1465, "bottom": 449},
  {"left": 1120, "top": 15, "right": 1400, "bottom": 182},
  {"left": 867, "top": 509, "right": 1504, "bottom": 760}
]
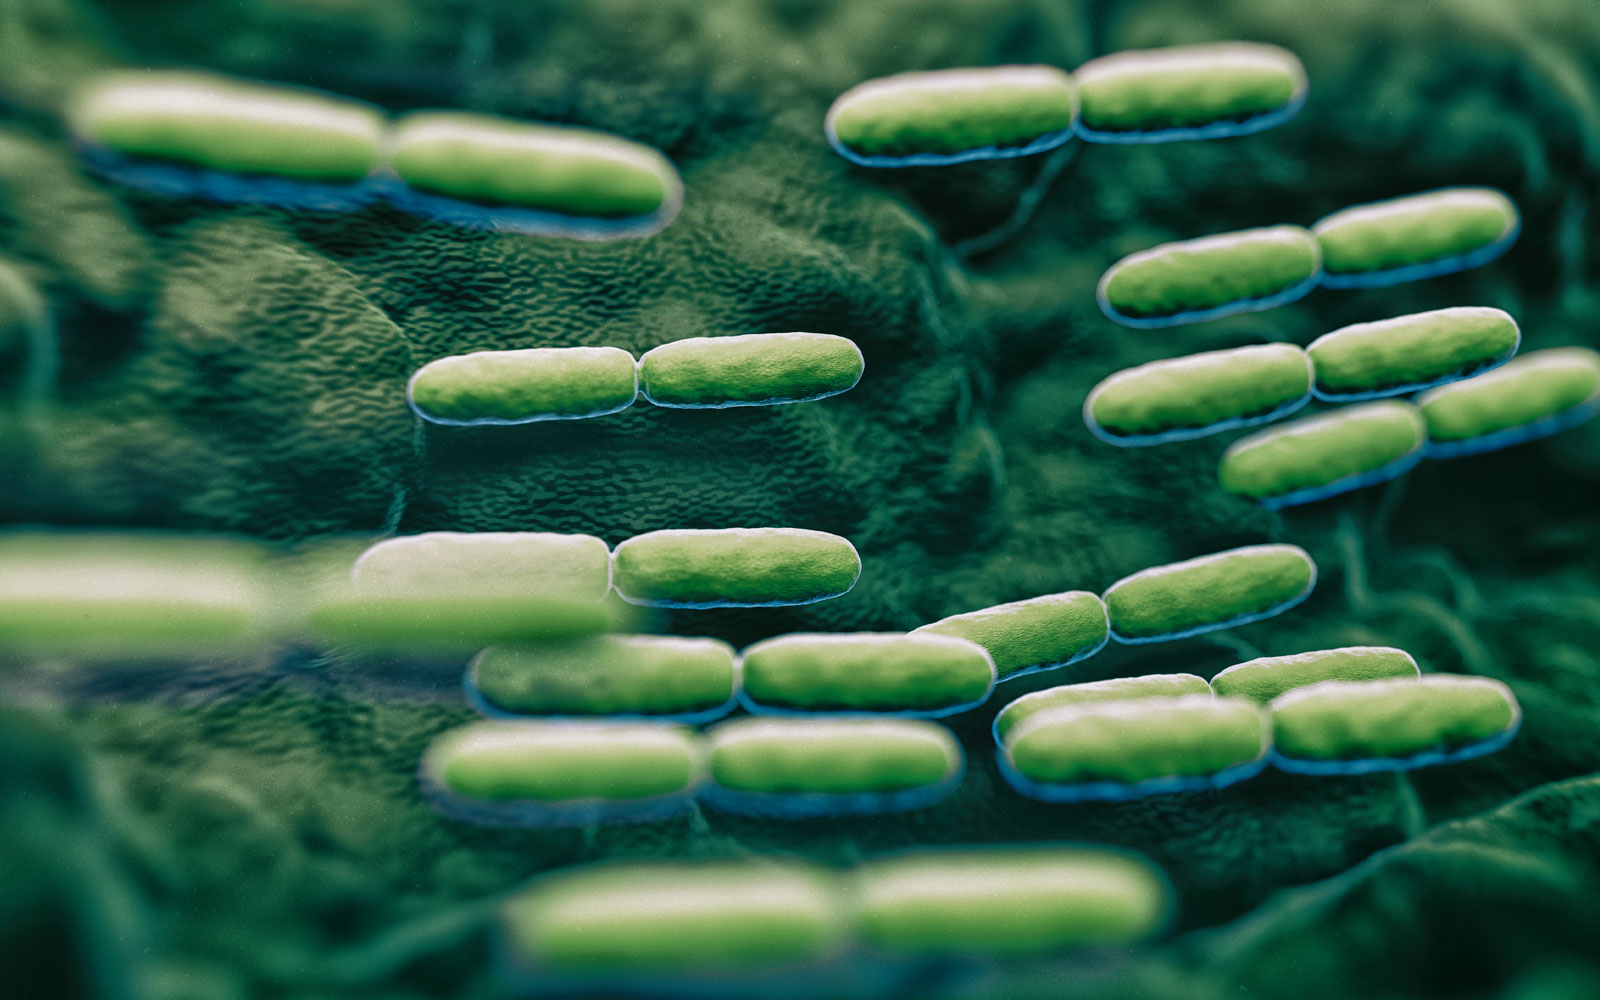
[
  {"left": 406, "top": 332, "right": 864, "bottom": 426},
  {"left": 825, "top": 42, "right": 1308, "bottom": 167},
  {"left": 68, "top": 70, "right": 681, "bottom": 238}
]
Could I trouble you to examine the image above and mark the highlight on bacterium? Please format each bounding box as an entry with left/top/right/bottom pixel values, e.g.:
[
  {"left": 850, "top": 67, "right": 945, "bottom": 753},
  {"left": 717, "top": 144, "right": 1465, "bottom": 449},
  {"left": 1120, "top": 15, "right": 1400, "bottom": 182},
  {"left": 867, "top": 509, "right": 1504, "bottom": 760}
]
[
  {"left": 1102, "top": 543, "right": 1316, "bottom": 644},
  {"left": 467, "top": 635, "right": 739, "bottom": 725},
  {"left": 1073, "top": 42, "right": 1307, "bottom": 144},
  {"left": 912, "top": 590, "right": 1109, "bottom": 682},
  {"left": 1312, "top": 187, "right": 1520, "bottom": 289},
  {"left": 1417, "top": 347, "right": 1600, "bottom": 458},
  {"left": 418, "top": 720, "right": 703, "bottom": 827},
  {"left": 999, "top": 694, "right": 1271, "bottom": 803},
  {"left": 638, "top": 333, "right": 864, "bottom": 408},
  {"left": 1210, "top": 646, "right": 1419, "bottom": 705},
  {"left": 700, "top": 717, "right": 963, "bottom": 818},
  {"left": 68, "top": 70, "right": 385, "bottom": 210},
  {"left": 382, "top": 111, "right": 684, "bottom": 238},
  {"left": 407, "top": 347, "right": 639, "bottom": 426},
  {"left": 825, "top": 65, "right": 1079, "bottom": 167},
  {"left": 992, "top": 673, "right": 1212, "bottom": 747},
  {"left": 1307, "top": 307, "right": 1520, "bottom": 401},
  {"left": 1268, "top": 675, "right": 1521, "bottom": 775},
  {"left": 609, "top": 527, "right": 860, "bottom": 609},
  {"left": 1219, "top": 400, "right": 1428, "bottom": 509},
  {"left": 1097, "top": 225, "right": 1322, "bottom": 328},
  {"left": 1083, "top": 343, "right": 1314, "bottom": 446},
  {"left": 738, "top": 632, "right": 995, "bottom": 718}
]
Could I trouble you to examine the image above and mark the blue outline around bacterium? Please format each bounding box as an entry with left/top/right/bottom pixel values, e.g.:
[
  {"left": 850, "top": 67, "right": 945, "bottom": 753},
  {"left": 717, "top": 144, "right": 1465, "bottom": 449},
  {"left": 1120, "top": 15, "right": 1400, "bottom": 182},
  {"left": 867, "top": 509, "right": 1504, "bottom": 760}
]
[
  {"left": 997, "top": 745, "right": 1269, "bottom": 803},
  {"left": 462, "top": 661, "right": 740, "bottom": 728},
  {"left": 1075, "top": 90, "right": 1307, "bottom": 145},
  {"left": 1270, "top": 716, "right": 1520, "bottom": 776},
  {"left": 1425, "top": 392, "right": 1600, "bottom": 460},
  {"left": 612, "top": 584, "right": 858, "bottom": 610},
  {"left": 1317, "top": 217, "right": 1521, "bottom": 290},
  {"left": 1084, "top": 389, "right": 1314, "bottom": 447},
  {"left": 1096, "top": 268, "right": 1323, "bottom": 330},
  {"left": 77, "top": 142, "right": 379, "bottom": 212},
  {"left": 405, "top": 363, "right": 639, "bottom": 427},
  {"left": 1310, "top": 332, "right": 1521, "bottom": 403},
  {"left": 369, "top": 171, "right": 682, "bottom": 241},
  {"left": 824, "top": 110, "right": 1077, "bottom": 169},
  {"left": 697, "top": 765, "right": 964, "bottom": 819},
  {"left": 1108, "top": 564, "right": 1316, "bottom": 646},
  {"left": 639, "top": 380, "right": 862, "bottom": 409},
  {"left": 417, "top": 765, "right": 700, "bottom": 828},
  {"left": 1254, "top": 442, "right": 1427, "bottom": 510}
]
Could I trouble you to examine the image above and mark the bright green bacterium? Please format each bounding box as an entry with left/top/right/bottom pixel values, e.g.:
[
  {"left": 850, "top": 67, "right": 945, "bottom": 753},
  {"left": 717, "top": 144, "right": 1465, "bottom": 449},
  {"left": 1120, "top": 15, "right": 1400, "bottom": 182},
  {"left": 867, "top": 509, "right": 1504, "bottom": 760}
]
[
  {"left": 1073, "top": 42, "right": 1306, "bottom": 143},
  {"left": 1097, "top": 225, "right": 1322, "bottom": 328},
  {"left": 1210, "top": 646, "right": 1420, "bottom": 704},
  {"left": 610, "top": 527, "right": 861, "bottom": 608},
  {"left": 407, "top": 346, "right": 639, "bottom": 425},
  {"left": 1219, "top": 400, "right": 1429, "bottom": 508},
  {"left": 1084, "top": 342, "right": 1313, "bottom": 445},
  {"left": 737, "top": 632, "right": 996, "bottom": 718},
  {"left": 638, "top": 333, "right": 864, "bottom": 408},
  {"left": 1418, "top": 346, "right": 1600, "bottom": 458},
  {"left": 1313, "top": 187, "right": 1520, "bottom": 288},
  {"left": 911, "top": 590, "right": 1109, "bottom": 682},
  {"left": 1307, "top": 306, "right": 1520, "bottom": 401},
  {"left": 1103, "top": 543, "right": 1317, "bottom": 644}
]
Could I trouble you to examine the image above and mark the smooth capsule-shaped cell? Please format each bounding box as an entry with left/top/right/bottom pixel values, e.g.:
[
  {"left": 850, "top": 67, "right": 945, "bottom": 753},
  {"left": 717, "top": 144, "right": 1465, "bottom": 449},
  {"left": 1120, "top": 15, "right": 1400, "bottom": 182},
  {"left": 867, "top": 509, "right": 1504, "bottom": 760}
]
[
  {"left": 852, "top": 846, "right": 1173, "bottom": 957},
  {"left": 610, "top": 527, "right": 860, "bottom": 609},
  {"left": 384, "top": 112, "right": 683, "bottom": 239},
  {"left": 1084, "top": 343, "right": 1313, "bottom": 446},
  {"left": 468, "top": 635, "right": 739, "bottom": 724},
  {"left": 825, "top": 65, "right": 1078, "bottom": 167},
  {"left": 353, "top": 531, "right": 612, "bottom": 603},
  {"left": 419, "top": 721, "right": 703, "bottom": 827},
  {"left": 1313, "top": 188, "right": 1519, "bottom": 288},
  {"left": 1307, "top": 307, "right": 1520, "bottom": 401},
  {"left": 1103, "top": 543, "right": 1316, "bottom": 645},
  {"left": 701, "top": 717, "right": 963, "bottom": 818},
  {"left": 499, "top": 860, "right": 848, "bottom": 993},
  {"left": 638, "top": 333, "right": 863, "bottom": 408},
  {"left": 992, "top": 673, "right": 1212, "bottom": 747},
  {"left": 1097, "top": 225, "right": 1322, "bottom": 328},
  {"left": 911, "top": 590, "right": 1108, "bottom": 682},
  {"left": 1418, "top": 347, "right": 1600, "bottom": 458},
  {"left": 1211, "top": 646, "right": 1419, "bottom": 704},
  {"left": 1269, "top": 675, "right": 1520, "bottom": 775},
  {"left": 407, "top": 347, "right": 638, "bottom": 426},
  {"left": 68, "top": 70, "right": 384, "bottom": 210},
  {"left": 1074, "top": 42, "right": 1307, "bottom": 144},
  {"left": 1000, "top": 694, "right": 1270, "bottom": 802},
  {"left": 738, "top": 632, "right": 995, "bottom": 718},
  {"left": 1219, "top": 400, "right": 1428, "bottom": 508}
]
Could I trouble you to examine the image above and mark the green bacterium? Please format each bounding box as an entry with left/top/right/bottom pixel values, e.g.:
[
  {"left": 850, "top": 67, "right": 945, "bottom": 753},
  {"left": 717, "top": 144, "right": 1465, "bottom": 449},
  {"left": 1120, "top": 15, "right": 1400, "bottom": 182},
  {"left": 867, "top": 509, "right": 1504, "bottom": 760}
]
[
  {"left": 383, "top": 112, "right": 683, "bottom": 238},
  {"left": 1102, "top": 543, "right": 1316, "bottom": 644},
  {"left": 1418, "top": 347, "right": 1600, "bottom": 458},
  {"left": 1084, "top": 343, "right": 1313, "bottom": 445},
  {"left": 1307, "top": 307, "right": 1520, "bottom": 401},
  {"left": 1074, "top": 42, "right": 1307, "bottom": 144},
  {"left": 825, "top": 65, "right": 1078, "bottom": 167},
  {"left": 1000, "top": 694, "right": 1270, "bottom": 802},
  {"left": 737, "top": 632, "right": 995, "bottom": 718},
  {"left": 992, "top": 673, "right": 1212, "bottom": 747},
  {"left": 68, "top": 70, "right": 385, "bottom": 210},
  {"left": 637, "top": 333, "right": 864, "bottom": 408},
  {"left": 1210, "top": 646, "right": 1419, "bottom": 704},
  {"left": 1313, "top": 187, "right": 1520, "bottom": 288},
  {"left": 407, "top": 346, "right": 638, "bottom": 425},
  {"left": 701, "top": 717, "right": 963, "bottom": 818},
  {"left": 1218, "top": 399, "right": 1428, "bottom": 508},
  {"left": 1269, "top": 675, "right": 1520, "bottom": 775},
  {"left": 352, "top": 531, "right": 612, "bottom": 603},
  {"left": 1097, "top": 225, "right": 1322, "bottom": 328},
  {"left": 610, "top": 527, "right": 860, "bottom": 608},
  {"left": 911, "top": 590, "right": 1109, "bottom": 682}
]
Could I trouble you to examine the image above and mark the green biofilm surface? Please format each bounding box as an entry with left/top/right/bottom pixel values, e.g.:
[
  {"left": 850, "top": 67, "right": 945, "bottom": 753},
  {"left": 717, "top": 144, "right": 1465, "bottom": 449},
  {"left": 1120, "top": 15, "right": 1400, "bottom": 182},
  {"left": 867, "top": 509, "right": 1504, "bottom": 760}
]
[{"left": 5, "top": 1, "right": 1600, "bottom": 999}]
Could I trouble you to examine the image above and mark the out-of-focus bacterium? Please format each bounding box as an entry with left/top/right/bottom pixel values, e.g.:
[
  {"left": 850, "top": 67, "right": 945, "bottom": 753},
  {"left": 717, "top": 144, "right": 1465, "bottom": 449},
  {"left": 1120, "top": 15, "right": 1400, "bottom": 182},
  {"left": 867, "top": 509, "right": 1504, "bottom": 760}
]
[
  {"left": 992, "top": 673, "right": 1212, "bottom": 747},
  {"left": 498, "top": 860, "right": 848, "bottom": 993},
  {"left": 1097, "top": 225, "right": 1322, "bottom": 328},
  {"left": 1218, "top": 400, "right": 1428, "bottom": 508},
  {"left": 851, "top": 846, "right": 1173, "bottom": 957},
  {"left": 1307, "top": 307, "right": 1520, "bottom": 401},
  {"left": 825, "top": 65, "right": 1078, "bottom": 167},
  {"left": 467, "top": 635, "right": 739, "bottom": 724},
  {"left": 383, "top": 112, "right": 683, "bottom": 238},
  {"left": 701, "top": 717, "right": 963, "bottom": 818},
  {"left": 610, "top": 527, "right": 860, "bottom": 609},
  {"left": 1000, "top": 694, "right": 1270, "bottom": 802},
  {"left": 1084, "top": 343, "right": 1313, "bottom": 446},
  {"left": 911, "top": 590, "right": 1108, "bottom": 682},
  {"left": 68, "top": 70, "right": 384, "bottom": 210},
  {"left": 407, "top": 347, "right": 638, "bottom": 426},
  {"left": 1312, "top": 187, "right": 1519, "bottom": 288},
  {"left": 0, "top": 260, "right": 55, "bottom": 414},
  {"left": 737, "top": 632, "right": 995, "bottom": 718},
  {"left": 1269, "top": 675, "right": 1521, "bottom": 775},
  {"left": 1073, "top": 42, "right": 1307, "bottom": 143},
  {"left": 353, "top": 531, "right": 612, "bottom": 603},
  {"left": 1211, "top": 646, "right": 1418, "bottom": 704},
  {"left": 1418, "top": 347, "right": 1600, "bottom": 458},
  {"left": 1103, "top": 543, "right": 1316, "bottom": 644},
  {"left": 419, "top": 720, "right": 703, "bottom": 827},
  {"left": 637, "top": 333, "right": 864, "bottom": 408}
]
